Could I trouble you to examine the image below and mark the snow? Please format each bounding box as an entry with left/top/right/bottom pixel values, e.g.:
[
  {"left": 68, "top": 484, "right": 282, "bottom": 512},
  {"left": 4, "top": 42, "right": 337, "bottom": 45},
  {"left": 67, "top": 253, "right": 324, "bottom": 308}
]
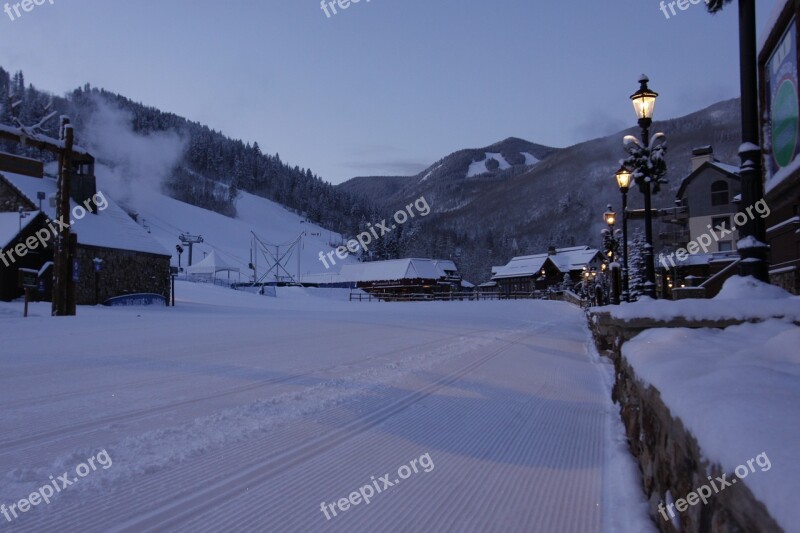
[
  {"left": 185, "top": 250, "right": 240, "bottom": 276},
  {"left": 766, "top": 215, "right": 799, "bottom": 233},
  {"left": 0, "top": 211, "right": 38, "bottom": 249},
  {"left": 493, "top": 246, "right": 601, "bottom": 280},
  {"left": 601, "top": 276, "right": 800, "bottom": 323},
  {"left": 623, "top": 319, "right": 800, "bottom": 531},
  {"left": 715, "top": 274, "right": 792, "bottom": 300},
  {"left": 522, "top": 152, "right": 540, "bottom": 166},
  {"left": 89, "top": 164, "right": 355, "bottom": 280},
  {"left": 0, "top": 171, "right": 169, "bottom": 256},
  {"left": 337, "top": 258, "right": 453, "bottom": 283},
  {"left": 419, "top": 163, "right": 442, "bottom": 183},
  {"left": 466, "top": 152, "right": 512, "bottom": 178},
  {"left": 736, "top": 235, "right": 769, "bottom": 249},
  {"left": 0, "top": 286, "right": 653, "bottom": 531}
]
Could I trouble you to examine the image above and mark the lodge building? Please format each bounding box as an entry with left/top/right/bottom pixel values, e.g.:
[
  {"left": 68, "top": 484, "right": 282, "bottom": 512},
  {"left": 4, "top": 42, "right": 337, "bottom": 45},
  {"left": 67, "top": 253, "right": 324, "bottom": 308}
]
[
  {"left": 0, "top": 151, "right": 171, "bottom": 304},
  {"left": 759, "top": 0, "right": 800, "bottom": 294}
]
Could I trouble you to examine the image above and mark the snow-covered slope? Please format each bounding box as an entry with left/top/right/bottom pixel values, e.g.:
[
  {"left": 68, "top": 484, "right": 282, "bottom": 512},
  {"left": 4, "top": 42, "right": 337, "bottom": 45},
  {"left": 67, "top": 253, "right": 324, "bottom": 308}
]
[{"left": 93, "top": 165, "right": 356, "bottom": 281}]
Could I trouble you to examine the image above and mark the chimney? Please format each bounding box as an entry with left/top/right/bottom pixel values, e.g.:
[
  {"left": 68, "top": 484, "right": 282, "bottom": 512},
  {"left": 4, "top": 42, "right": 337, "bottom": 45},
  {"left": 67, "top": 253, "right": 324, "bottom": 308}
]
[
  {"left": 69, "top": 156, "right": 98, "bottom": 213},
  {"left": 691, "top": 145, "right": 715, "bottom": 172},
  {"left": 548, "top": 245, "right": 557, "bottom": 256}
]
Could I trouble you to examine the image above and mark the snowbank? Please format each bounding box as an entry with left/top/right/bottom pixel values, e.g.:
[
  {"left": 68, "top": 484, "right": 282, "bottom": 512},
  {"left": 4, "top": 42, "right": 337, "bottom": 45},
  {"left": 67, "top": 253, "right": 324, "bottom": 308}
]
[
  {"left": 600, "top": 277, "right": 800, "bottom": 323},
  {"left": 623, "top": 320, "right": 800, "bottom": 530}
]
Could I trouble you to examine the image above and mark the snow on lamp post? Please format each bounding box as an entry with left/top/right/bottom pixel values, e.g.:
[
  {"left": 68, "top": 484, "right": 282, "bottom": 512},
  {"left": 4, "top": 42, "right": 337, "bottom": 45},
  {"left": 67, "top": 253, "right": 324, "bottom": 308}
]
[
  {"left": 615, "top": 165, "right": 631, "bottom": 302},
  {"left": 623, "top": 75, "right": 667, "bottom": 299}
]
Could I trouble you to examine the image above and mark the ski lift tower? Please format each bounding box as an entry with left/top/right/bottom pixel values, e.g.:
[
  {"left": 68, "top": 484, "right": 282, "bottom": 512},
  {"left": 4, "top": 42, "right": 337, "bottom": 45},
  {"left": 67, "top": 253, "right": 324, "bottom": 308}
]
[{"left": 179, "top": 233, "right": 204, "bottom": 266}]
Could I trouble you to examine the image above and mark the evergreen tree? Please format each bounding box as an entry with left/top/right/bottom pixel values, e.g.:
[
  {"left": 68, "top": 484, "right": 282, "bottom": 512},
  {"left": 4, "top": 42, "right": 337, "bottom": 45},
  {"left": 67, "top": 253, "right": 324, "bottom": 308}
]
[{"left": 627, "top": 229, "right": 647, "bottom": 301}]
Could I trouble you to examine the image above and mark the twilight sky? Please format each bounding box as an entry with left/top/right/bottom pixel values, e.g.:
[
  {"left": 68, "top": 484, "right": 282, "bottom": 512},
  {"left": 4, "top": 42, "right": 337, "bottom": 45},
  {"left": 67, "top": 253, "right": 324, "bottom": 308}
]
[{"left": 0, "top": 0, "right": 779, "bottom": 183}]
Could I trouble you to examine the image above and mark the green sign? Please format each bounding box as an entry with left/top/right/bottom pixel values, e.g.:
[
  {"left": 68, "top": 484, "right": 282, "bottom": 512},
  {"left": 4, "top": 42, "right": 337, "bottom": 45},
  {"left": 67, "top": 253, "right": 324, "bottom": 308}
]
[
  {"left": 768, "top": 19, "right": 800, "bottom": 176},
  {"left": 772, "top": 79, "right": 799, "bottom": 168}
]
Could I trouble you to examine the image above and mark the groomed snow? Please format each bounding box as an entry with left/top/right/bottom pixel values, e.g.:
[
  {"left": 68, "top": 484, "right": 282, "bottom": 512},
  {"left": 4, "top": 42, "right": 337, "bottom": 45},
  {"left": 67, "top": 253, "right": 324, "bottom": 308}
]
[{"left": 0, "top": 285, "right": 653, "bottom": 531}]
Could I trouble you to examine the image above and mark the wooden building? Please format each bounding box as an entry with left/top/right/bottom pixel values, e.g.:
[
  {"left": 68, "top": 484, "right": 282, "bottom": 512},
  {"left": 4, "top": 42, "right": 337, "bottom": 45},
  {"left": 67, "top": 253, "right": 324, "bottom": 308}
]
[{"left": 491, "top": 246, "right": 604, "bottom": 295}]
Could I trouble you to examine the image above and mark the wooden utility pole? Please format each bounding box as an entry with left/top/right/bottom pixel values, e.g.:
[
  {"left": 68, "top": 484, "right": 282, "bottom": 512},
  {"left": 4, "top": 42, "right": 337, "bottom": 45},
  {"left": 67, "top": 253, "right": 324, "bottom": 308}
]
[
  {"left": 1, "top": 113, "right": 88, "bottom": 316},
  {"left": 52, "top": 118, "right": 75, "bottom": 316}
]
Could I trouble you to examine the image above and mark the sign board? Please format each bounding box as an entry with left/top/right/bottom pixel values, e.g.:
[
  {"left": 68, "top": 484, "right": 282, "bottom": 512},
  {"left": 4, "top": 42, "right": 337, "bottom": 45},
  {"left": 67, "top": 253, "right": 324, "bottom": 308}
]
[
  {"left": 767, "top": 18, "right": 800, "bottom": 178},
  {"left": 18, "top": 268, "right": 38, "bottom": 289},
  {"left": 103, "top": 293, "right": 167, "bottom": 307}
]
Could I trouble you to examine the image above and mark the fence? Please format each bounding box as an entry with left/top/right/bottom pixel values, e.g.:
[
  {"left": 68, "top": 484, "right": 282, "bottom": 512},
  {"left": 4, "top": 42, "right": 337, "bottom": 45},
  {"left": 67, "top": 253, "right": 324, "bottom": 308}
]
[{"left": 349, "top": 291, "right": 555, "bottom": 302}]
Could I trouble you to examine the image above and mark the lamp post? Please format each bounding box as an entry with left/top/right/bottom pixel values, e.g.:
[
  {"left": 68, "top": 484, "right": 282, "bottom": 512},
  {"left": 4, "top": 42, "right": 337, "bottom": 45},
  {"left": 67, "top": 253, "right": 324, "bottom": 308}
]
[
  {"left": 629, "top": 75, "right": 659, "bottom": 298},
  {"left": 603, "top": 204, "right": 617, "bottom": 262},
  {"left": 615, "top": 166, "right": 632, "bottom": 302}
]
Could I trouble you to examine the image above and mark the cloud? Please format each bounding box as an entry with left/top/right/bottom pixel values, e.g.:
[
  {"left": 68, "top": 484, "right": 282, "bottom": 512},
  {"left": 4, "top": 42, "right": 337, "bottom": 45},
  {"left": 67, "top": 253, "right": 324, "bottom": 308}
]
[
  {"left": 343, "top": 159, "right": 430, "bottom": 176},
  {"left": 572, "top": 110, "right": 628, "bottom": 142}
]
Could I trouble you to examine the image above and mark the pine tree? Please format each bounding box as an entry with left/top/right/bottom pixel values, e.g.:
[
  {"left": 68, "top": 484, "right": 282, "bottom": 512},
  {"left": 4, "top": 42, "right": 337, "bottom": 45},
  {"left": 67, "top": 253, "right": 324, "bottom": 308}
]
[{"left": 627, "top": 229, "right": 647, "bottom": 301}]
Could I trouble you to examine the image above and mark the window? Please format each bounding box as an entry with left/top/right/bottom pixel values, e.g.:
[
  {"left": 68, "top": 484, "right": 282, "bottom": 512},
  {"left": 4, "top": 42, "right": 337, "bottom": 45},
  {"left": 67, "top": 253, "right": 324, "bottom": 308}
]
[
  {"left": 718, "top": 241, "right": 733, "bottom": 252},
  {"left": 711, "top": 181, "right": 729, "bottom": 206},
  {"left": 711, "top": 216, "right": 730, "bottom": 230}
]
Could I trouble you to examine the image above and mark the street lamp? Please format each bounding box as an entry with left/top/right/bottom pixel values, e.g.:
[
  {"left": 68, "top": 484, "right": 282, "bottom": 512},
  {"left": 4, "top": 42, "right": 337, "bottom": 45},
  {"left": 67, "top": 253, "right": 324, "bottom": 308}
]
[
  {"left": 604, "top": 205, "right": 616, "bottom": 229},
  {"left": 628, "top": 75, "right": 659, "bottom": 298},
  {"left": 615, "top": 165, "right": 631, "bottom": 301}
]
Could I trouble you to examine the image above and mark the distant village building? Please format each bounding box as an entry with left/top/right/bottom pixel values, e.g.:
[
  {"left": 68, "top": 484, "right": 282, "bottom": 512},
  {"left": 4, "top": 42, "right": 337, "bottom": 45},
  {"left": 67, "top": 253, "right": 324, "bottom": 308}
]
[
  {"left": 0, "top": 152, "right": 171, "bottom": 304},
  {"left": 491, "top": 246, "right": 604, "bottom": 295},
  {"left": 759, "top": 1, "right": 800, "bottom": 294},
  {"left": 304, "top": 258, "right": 462, "bottom": 298}
]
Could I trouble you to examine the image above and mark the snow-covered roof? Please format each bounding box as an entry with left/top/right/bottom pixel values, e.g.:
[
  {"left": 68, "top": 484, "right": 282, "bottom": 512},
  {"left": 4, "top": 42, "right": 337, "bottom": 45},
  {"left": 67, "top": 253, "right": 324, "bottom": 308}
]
[
  {"left": 492, "top": 246, "right": 602, "bottom": 280},
  {"left": 0, "top": 171, "right": 170, "bottom": 256},
  {"left": 337, "top": 258, "right": 456, "bottom": 283},
  {"left": 677, "top": 160, "right": 740, "bottom": 199},
  {"left": 186, "top": 250, "right": 240, "bottom": 275},
  {"left": 434, "top": 259, "right": 458, "bottom": 273},
  {"left": 0, "top": 211, "right": 40, "bottom": 249}
]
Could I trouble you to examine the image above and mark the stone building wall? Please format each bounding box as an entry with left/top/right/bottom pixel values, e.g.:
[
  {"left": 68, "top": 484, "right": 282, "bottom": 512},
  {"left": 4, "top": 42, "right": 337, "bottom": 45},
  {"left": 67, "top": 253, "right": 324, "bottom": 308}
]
[{"left": 74, "top": 245, "right": 170, "bottom": 305}]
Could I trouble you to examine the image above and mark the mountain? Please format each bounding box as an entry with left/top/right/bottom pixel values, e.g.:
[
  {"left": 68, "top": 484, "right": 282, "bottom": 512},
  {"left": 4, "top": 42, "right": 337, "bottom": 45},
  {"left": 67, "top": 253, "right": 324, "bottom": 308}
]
[
  {"left": 338, "top": 99, "right": 742, "bottom": 283},
  {"left": 339, "top": 137, "right": 559, "bottom": 213},
  {"left": 0, "top": 67, "right": 375, "bottom": 237}
]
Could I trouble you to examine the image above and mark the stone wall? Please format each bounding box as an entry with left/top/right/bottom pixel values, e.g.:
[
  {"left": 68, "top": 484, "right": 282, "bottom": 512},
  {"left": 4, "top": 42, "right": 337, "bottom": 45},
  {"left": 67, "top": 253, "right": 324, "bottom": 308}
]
[
  {"left": 74, "top": 245, "right": 170, "bottom": 305},
  {"left": 591, "top": 315, "right": 784, "bottom": 532},
  {"left": 770, "top": 269, "right": 799, "bottom": 296},
  {"left": 611, "top": 354, "right": 782, "bottom": 532}
]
